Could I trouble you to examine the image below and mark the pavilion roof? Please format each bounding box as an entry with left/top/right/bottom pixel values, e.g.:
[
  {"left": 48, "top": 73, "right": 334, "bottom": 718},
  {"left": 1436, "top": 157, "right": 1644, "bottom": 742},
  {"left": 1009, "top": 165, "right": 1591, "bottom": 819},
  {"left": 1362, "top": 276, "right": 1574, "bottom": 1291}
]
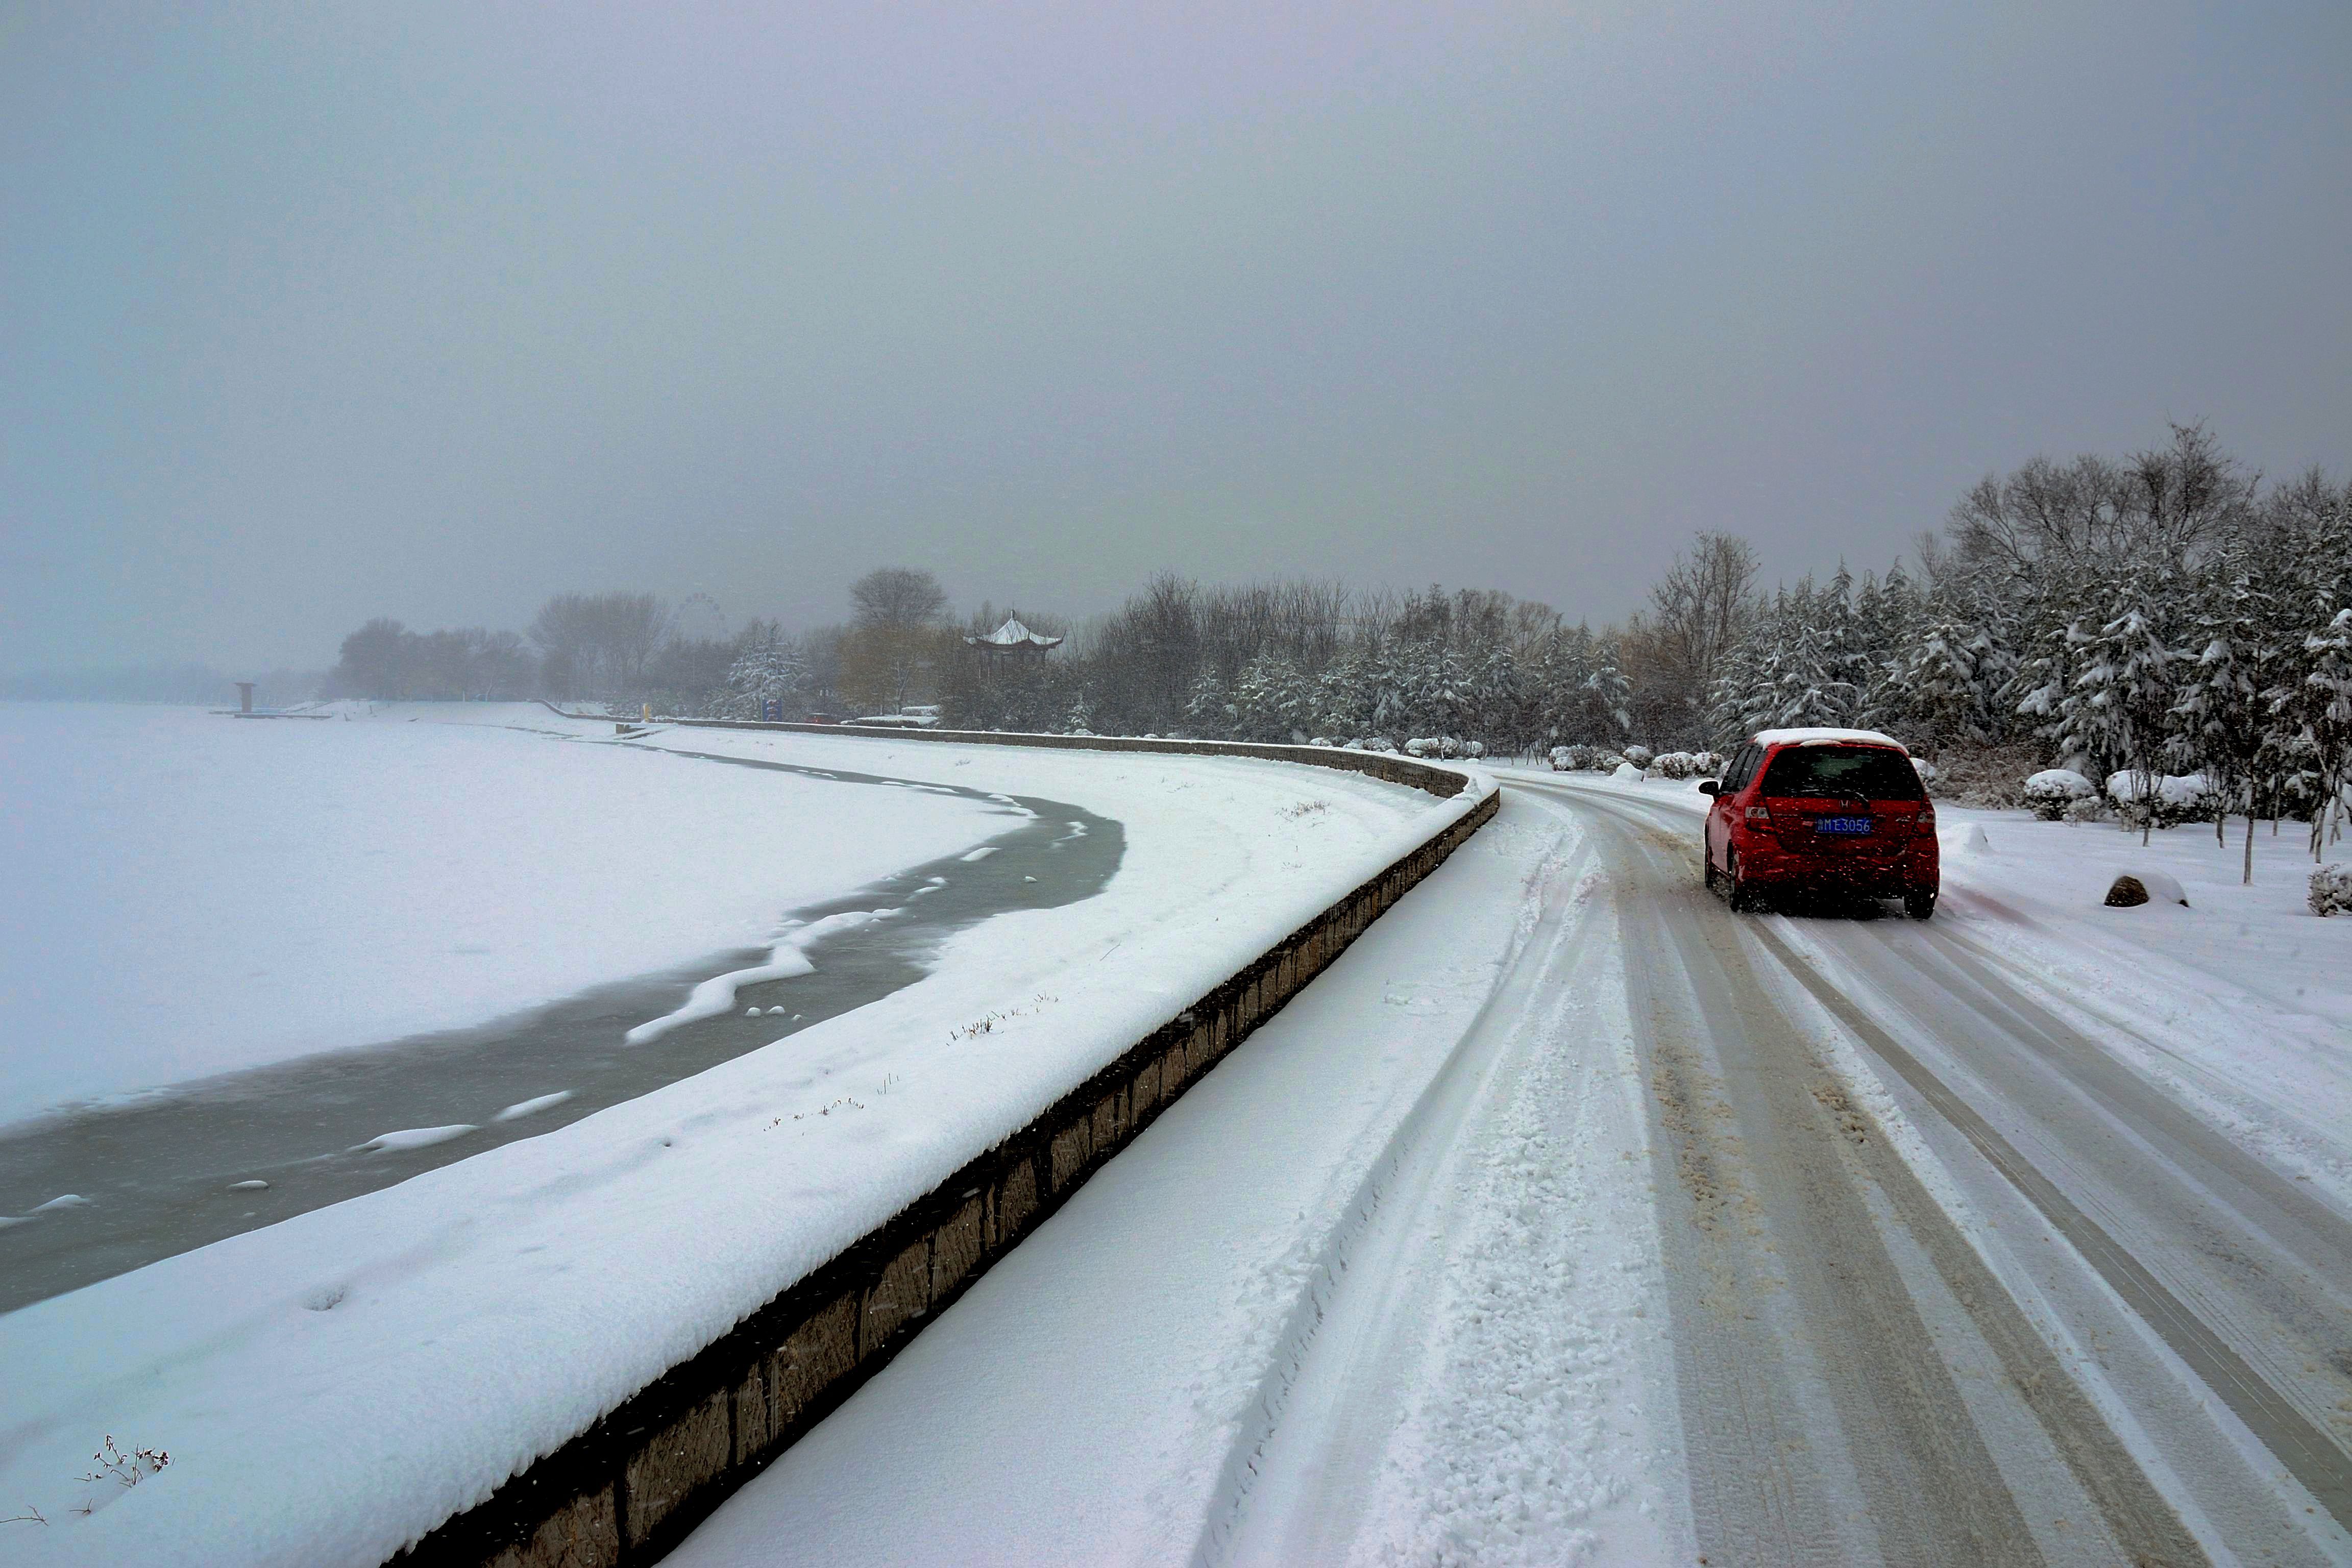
[{"left": 966, "top": 617, "right": 1064, "bottom": 650}]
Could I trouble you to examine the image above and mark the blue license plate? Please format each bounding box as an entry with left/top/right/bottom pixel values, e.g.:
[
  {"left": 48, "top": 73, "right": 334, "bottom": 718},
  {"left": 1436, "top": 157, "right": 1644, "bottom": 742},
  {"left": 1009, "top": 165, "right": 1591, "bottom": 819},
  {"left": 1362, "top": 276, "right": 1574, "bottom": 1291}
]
[{"left": 1814, "top": 816, "right": 1872, "bottom": 835}]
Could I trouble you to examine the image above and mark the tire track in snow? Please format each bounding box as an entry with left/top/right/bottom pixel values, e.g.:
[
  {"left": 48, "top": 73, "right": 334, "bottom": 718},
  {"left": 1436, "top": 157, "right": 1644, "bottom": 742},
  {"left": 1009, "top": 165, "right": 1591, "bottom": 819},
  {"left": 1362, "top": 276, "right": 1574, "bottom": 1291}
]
[
  {"left": 1192, "top": 820, "right": 1624, "bottom": 1566},
  {"left": 1521, "top": 778, "right": 2209, "bottom": 1566},
  {"left": 1559, "top": 777, "right": 2352, "bottom": 1544}
]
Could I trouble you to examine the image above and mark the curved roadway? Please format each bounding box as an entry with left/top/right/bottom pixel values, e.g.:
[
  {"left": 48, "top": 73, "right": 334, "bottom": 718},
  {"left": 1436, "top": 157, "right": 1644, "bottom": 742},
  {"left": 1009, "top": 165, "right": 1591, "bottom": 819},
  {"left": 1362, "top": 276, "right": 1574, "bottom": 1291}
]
[{"left": 673, "top": 775, "right": 2352, "bottom": 1566}]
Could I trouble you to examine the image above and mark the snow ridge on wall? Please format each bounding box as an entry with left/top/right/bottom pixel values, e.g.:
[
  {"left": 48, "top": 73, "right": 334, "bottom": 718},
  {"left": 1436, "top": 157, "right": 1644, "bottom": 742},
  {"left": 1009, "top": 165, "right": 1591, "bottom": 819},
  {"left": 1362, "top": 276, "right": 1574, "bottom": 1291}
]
[{"left": 398, "top": 729, "right": 1496, "bottom": 1568}]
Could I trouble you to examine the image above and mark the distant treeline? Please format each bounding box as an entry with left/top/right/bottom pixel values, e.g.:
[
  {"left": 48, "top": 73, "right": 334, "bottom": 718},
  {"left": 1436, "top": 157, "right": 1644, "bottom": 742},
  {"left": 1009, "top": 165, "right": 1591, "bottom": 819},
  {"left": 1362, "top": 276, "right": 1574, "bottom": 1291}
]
[{"left": 316, "top": 424, "right": 2350, "bottom": 849}]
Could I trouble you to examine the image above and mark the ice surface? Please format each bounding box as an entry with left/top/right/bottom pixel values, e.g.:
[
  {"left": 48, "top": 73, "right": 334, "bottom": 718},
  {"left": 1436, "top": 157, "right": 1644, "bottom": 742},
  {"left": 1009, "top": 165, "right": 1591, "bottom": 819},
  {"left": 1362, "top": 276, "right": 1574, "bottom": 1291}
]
[{"left": 0, "top": 703, "right": 1006, "bottom": 1126}]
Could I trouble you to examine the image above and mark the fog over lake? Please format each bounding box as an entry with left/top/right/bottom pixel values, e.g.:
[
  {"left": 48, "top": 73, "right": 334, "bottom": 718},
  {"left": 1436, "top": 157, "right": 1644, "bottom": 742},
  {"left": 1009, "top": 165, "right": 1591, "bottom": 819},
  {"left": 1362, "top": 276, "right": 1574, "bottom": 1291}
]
[{"left": 5, "top": 3, "right": 2347, "bottom": 675}]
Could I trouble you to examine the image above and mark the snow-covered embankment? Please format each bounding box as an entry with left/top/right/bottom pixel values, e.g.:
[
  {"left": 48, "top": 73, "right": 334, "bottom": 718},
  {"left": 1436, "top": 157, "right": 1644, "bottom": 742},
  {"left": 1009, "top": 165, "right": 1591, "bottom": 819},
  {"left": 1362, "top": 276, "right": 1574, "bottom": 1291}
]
[{"left": 0, "top": 722, "right": 1493, "bottom": 1568}]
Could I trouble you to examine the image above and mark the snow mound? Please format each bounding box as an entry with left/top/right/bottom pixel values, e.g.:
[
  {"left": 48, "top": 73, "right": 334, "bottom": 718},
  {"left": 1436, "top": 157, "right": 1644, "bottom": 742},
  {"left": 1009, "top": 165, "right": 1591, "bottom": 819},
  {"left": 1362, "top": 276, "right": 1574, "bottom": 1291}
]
[
  {"left": 355, "top": 1124, "right": 478, "bottom": 1153},
  {"left": 1611, "top": 762, "right": 1644, "bottom": 782},
  {"left": 2103, "top": 869, "right": 2189, "bottom": 909},
  {"left": 620, "top": 908, "right": 915, "bottom": 1046}
]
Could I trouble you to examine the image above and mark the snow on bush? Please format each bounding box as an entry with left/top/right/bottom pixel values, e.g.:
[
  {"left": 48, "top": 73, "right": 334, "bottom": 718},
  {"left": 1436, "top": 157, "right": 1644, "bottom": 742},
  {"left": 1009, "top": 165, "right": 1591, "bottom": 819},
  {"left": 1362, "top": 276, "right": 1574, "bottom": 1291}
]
[
  {"left": 2023, "top": 769, "right": 2095, "bottom": 821},
  {"left": 2064, "top": 795, "right": 2108, "bottom": 824},
  {"left": 1360, "top": 736, "right": 1399, "bottom": 753},
  {"left": 1911, "top": 756, "right": 1939, "bottom": 787},
  {"left": 1548, "top": 744, "right": 1616, "bottom": 772},
  {"left": 2311, "top": 863, "right": 2352, "bottom": 917},
  {"left": 2105, "top": 770, "right": 2219, "bottom": 827},
  {"left": 1649, "top": 751, "right": 1704, "bottom": 779},
  {"left": 1620, "top": 745, "right": 1655, "bottom": 769},
  {"left": 1459, "top": 740, "right": 1486, "bottom": 758}
]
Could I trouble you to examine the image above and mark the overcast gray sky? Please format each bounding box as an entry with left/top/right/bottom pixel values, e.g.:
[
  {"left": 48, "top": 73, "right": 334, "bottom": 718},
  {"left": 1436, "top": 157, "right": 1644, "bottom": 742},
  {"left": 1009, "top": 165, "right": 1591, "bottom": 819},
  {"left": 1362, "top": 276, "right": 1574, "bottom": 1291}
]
[{"left": 4, "top": 1, "right": 2347, "bottom": 672}]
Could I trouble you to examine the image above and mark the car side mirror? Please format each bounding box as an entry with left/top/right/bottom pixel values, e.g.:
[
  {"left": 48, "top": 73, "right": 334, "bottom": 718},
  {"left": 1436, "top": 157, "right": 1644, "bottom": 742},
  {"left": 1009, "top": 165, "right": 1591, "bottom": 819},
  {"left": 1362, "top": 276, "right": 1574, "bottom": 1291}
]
[{"left": 1697, "top": 779, "right": 1720, "bottom": 796}]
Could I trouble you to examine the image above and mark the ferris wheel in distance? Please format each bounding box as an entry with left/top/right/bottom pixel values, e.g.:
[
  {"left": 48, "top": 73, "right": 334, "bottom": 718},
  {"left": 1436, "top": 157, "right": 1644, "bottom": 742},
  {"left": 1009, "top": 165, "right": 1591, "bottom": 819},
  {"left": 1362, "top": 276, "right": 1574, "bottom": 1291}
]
[{"left": 674, "top": 591, "right": 728, "bottom": 642}]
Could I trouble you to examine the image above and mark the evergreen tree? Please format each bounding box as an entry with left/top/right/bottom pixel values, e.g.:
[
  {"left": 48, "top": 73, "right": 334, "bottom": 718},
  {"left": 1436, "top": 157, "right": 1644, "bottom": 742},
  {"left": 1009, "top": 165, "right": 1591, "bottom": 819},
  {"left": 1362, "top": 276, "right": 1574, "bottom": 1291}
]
[{"left": 2055, "top": 579, "right": 2180, "bottom": 842}]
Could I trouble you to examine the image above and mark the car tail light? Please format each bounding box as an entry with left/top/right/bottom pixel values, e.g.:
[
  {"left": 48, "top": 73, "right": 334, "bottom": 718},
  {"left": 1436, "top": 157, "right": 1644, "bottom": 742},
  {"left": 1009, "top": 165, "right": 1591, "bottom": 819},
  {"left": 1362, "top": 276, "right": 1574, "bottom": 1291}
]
[
  {"left": 1745, "top": 805, "right": 1772, "bottom": 822},
  {"left": 1910, "top": 814, "right": 1937, "bottom": 837}
]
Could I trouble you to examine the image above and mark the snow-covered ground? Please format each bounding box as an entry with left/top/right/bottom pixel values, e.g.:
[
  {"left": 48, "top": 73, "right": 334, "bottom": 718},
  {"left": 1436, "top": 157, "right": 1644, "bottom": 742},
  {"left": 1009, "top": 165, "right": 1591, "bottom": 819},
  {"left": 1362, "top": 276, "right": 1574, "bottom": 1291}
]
[
  {"left": 673, "top": 789, "right": 1678, "bottom": 1568},
  {"left": 0, "top": 703, "right": 1007, "bottom": 1124},
  {"left": 0, "top": 717, "right": 1476, "bottom": 1564}
]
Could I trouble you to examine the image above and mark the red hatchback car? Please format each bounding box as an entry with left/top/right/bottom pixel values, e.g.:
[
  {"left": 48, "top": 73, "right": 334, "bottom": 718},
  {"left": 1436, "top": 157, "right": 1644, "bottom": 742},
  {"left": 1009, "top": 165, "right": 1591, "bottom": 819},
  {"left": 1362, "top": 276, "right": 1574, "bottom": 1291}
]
[{"left": 1700, "top": 728, "right": 1939, "bottom": 918}]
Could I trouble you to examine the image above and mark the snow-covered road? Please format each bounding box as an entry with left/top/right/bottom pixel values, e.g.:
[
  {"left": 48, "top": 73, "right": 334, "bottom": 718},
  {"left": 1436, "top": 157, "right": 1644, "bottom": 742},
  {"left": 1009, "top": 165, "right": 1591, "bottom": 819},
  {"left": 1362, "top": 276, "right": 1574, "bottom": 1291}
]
[{"left": 673, "top": 776, "right": 2351, "bottom": 1566}]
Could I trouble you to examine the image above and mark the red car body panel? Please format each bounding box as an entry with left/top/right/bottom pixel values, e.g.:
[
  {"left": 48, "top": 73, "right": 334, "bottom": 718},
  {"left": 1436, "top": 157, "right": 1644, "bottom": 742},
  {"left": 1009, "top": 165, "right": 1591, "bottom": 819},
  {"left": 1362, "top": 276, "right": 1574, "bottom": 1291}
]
[{"left": 1704, "top": 737, "right": 1938, "bottom": 901}]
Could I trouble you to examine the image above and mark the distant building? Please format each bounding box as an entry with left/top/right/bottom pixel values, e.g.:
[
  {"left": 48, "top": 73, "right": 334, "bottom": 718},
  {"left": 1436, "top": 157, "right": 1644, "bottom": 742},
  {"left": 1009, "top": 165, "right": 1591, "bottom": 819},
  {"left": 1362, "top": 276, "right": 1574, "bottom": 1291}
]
[{"left": 964, "top": 617, "right": 1064, "bottom": 660}]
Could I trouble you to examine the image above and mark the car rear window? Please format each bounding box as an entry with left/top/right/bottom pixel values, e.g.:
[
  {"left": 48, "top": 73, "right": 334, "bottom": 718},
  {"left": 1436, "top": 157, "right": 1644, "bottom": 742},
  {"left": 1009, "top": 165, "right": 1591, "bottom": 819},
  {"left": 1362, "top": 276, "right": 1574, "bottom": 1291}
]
[{"left": 1758, "top": 745, "right": 1923, "bottom": 800}]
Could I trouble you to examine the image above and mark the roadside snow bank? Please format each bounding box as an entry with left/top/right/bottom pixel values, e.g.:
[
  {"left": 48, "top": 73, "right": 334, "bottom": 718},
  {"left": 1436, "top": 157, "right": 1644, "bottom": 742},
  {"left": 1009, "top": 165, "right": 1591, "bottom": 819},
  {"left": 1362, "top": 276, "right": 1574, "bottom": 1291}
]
[{"left": 0, "top": 734, "right": 1482, "bottom": 1567}]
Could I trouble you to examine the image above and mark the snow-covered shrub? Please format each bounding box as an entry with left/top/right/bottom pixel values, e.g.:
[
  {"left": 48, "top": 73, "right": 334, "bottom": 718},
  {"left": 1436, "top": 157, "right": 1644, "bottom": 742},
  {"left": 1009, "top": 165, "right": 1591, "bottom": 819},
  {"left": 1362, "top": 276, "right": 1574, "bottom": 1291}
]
[
  {"left": 2310, "top": 864, "right": 2352, "bottom": 917},
  {"left": 1621, "top": 744, "right": 1655, "bottom": 769},
  {"left": 1910, "top": 756, "right": 1939, "bottom": 787},
  {"left": 1649, "top": 750, "right": 1705, "bottom": 780},
  {"left": 1550, "top": 744, "right": 1612, "bottom": 771},
  {"left": 1459, "top": 740, "right": 1486, "bottom": 759},
  {"left": 2106, "top": 770, "right": 2219, "bottom": 828},
  {"left": 1548, "top": 745, "right": 1576, "bottom": 771},
  {"left": 1361, "top": 736, "right": 1399, "bottom": 753},
  {"left": 1404, "top": 737, "right": 1438, "bottom": 757},
  {"left": 2064, "top": 795, "right": 2108, "bottom": 824},
  {"left": 1308, "top": 736, "right": 1335, "bottom": 748},
  {"left": 2023, "top": 769, "right": 2096, "bottom": 821}
]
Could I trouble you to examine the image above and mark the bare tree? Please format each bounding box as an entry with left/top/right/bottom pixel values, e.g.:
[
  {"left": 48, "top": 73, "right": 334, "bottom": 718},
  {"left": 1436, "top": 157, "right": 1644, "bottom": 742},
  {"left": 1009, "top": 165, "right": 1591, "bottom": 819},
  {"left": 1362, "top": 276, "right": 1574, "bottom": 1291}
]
[
  {"left": 1948, "top": 424, "right": 2252, "bottom": 572},
  {"left": 1645, "top": 532, "right": 1759, "bottom": 723},
  {"left": 849, "top": 567, "right": 948, "bottom": 632},
  {"left": 529, "top": 592, "right": 671, "bottom": 700}
]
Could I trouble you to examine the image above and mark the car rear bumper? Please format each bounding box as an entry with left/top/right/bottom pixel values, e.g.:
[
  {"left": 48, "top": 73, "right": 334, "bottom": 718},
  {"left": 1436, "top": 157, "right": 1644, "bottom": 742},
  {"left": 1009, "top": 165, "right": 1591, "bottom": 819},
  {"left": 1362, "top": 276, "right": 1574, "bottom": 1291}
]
[{"left": 1734, "top": 839, "right": 1938, "bottom": 893}]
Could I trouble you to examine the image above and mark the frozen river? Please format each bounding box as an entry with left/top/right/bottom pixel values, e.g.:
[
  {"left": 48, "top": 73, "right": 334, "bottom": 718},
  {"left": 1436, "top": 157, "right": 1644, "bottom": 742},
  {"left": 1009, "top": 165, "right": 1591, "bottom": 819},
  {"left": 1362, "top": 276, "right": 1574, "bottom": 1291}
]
[{"left": 0, "top": 748, "right": 1121, "bottom": 1311}]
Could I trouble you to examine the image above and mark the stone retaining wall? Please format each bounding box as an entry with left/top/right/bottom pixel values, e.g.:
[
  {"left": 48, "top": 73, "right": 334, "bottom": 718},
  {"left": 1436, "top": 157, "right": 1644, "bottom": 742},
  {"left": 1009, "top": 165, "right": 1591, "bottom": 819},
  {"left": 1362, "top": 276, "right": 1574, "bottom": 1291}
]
[{"left": 398, "top": 727, "right": 1497, "bottom": 1567}]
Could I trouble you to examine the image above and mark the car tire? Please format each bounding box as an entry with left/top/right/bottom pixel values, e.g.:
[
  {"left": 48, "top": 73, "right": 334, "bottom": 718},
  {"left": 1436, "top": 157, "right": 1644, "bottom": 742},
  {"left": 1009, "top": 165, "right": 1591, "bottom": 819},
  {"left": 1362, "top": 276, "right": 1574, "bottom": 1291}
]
[
  {"left": 1727, "top": 852, "right": 1760, "bottom": 914},
  {"left": 1904, "top": 888, "right": 1937, "bottom": 921}
]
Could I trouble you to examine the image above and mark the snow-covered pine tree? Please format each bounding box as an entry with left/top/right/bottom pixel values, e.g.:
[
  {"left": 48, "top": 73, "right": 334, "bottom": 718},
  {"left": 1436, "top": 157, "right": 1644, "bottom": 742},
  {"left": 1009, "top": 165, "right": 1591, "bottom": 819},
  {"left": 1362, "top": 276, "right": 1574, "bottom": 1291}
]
[
  {"left": 2266, "top": 496, "right": 2352, "bottom": 858},
  {"left": 2057, "top": 576, "right": 2181, "bottom": 843},
  {"left": 2168, "top": 545, "right": 2278, "bottom": 879},
  {"left": 725, "top": 631, "right": 808, "bottom": 718},
  {"left": 1181, "top": 665, "right": 1232, "bottom": 739},
  {"left": 1583, "top": 638, "right": 1634, "bottom": 741},
  {"left": 1815, "top": 565, "right": 1874, "bottom": 727}
]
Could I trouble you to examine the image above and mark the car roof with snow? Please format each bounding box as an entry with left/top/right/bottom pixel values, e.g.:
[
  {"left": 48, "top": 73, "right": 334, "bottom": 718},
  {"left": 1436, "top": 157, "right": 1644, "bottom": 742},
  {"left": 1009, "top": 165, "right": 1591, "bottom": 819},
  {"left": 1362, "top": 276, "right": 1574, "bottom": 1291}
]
[{"left": 1746, "top": 726, "right": 1908, "bottom": 752}]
